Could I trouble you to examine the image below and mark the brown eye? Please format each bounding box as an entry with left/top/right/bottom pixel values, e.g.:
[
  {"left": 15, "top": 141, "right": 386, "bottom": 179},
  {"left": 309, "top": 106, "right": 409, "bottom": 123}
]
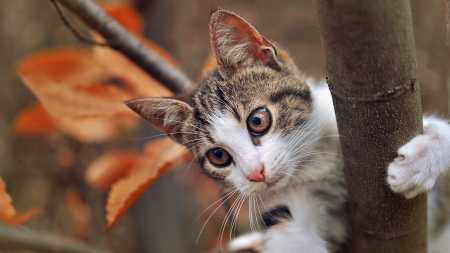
[
  {"left": 207, "top": 148, "right": 232, "bottom": 167},
  {"left": 247, "top": 107, "right": 272, "bottom": 135}
]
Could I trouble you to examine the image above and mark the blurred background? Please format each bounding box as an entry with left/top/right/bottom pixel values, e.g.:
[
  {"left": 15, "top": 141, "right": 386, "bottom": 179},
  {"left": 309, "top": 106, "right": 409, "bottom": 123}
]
[{"left": 0, "top": 0, "right": 448, "bottom": 252}]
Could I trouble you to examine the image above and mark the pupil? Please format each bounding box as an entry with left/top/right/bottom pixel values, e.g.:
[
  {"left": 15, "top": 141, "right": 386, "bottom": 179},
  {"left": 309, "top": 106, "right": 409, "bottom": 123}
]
[
  {"left": 252, "top": 116, "right": 262, "bottom": 126},
  {"left": 214, "top": 149, "right": 223, "bottom": 159}
]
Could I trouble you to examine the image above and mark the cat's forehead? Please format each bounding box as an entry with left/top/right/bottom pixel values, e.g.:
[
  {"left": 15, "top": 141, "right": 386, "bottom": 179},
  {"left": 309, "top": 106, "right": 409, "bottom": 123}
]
[
  {"left": 187, "top": 67, "right": 312, "bottom": 146},
  {"left": 191, "top": 67, "right": 309, "bottom": 111}
]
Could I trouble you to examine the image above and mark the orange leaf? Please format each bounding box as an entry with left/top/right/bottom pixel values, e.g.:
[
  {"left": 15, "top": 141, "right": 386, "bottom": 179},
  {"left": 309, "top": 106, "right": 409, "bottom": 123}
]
[
  {"left": 17, "top": 49, "right": 134, "bottom": 119},
  {"left": 13, "top": 102, "right": 57, "bottom": 135},
  {"left": 15, "top": 2, "right": 182, "bottom": 143},
  {"left": 105, "top": 138, "right": 186, "bottom": 230},
  {"left": 85, "top": 151, "right": 139, "bottom": 190},
  {"left": 0, "top": 178, "right": 38, "bottom": 226},
  {"left": 199, "top": 51, "right": 217, "bottom": 81},
  {"left": 58, "top": 115, "right": 137, "bottom": 143},
  {"left": 16, "top": 48, "right": 139, "bottom": 142},
  {"left": 99, "top": 2, "right": 143, "bottom": 34}
]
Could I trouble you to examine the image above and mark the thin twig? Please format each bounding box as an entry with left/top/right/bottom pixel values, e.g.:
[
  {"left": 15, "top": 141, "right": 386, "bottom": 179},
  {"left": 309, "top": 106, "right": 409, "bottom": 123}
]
[
  {"left": 53, "top": 0, "right": 194, "bottom": 94},
  {"left": 0, "top": 223, "right": 112, "bottom": 253},
  {"left": 50, "top": 0, "right": 109, "bottom": 46}
]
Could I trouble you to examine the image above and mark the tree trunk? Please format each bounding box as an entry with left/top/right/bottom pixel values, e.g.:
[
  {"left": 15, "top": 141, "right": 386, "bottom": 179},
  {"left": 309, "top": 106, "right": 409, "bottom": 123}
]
[{"left": 315, "top": 1, "right": 427, "bottom": 252}]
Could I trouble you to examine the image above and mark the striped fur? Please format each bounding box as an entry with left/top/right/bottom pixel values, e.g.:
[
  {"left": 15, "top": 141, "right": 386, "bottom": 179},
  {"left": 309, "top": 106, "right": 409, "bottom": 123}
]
[{"left": 126, "top": 8, "right": 450, "bottom": 253}]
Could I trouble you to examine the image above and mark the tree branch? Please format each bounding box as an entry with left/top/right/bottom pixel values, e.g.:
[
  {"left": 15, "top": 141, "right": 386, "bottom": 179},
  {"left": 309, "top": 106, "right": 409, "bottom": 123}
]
[
  {"left": 0, "top": 223, "right": 112, "bottom": 253},
  {"left": 316, "top": 0, "right": 426, "bottom": 252},
  {"left": 53, "top": 0, "right": 194, "bottom": 94},
  {"left": 50, "top": 0, "right": 109, "bottom": 46}
]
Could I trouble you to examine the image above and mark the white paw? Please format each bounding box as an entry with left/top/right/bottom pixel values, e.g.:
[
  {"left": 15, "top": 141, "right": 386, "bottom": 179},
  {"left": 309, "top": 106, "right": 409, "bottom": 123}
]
[
  {"left": 228, "top": 233, "right": 268, "bottom": 253},
  {"left": 387, "top": 118, "right": 450, "bottom": 199}
]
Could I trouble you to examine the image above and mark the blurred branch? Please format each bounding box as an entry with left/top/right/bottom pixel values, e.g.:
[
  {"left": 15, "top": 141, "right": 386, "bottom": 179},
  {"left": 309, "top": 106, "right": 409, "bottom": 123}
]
[
  {"left": 0, "top": 223, "right": 112, "bottom": 253},
  {"left": 50, "top": 0, "right": 109, "bottom": 46},
  {"left": 52, "top": 0, "right": 194, "bottom": 94}
]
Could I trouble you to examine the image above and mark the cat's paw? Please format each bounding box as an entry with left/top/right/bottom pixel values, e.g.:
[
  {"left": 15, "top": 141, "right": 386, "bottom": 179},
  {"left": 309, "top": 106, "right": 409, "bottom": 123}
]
[
  {"left": 387, "top": 117, "right": 450, "bottom": 199},
  {"left": 228, "top": 233, "right": 268, "bottom": 253}
]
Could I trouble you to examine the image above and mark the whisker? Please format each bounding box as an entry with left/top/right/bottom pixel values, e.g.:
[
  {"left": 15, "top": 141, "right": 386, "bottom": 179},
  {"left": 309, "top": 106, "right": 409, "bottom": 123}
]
[
  {"left": 290, "top": 134, "right": 340, "bottom": 156},
  {"left": 194, "top": 188, "right": 236, "bottom": 222},
  {"left": 158, "top": 138, "right": 202, "bottom": 158},
  {"left": 182, "top": 147, "right": 203, "bottom": 176},
  {"left": 128, "top": 131, "right": 198, "bottom": 141},
  {"left": 258, "top": 196, "right": 273, "bottom": 221},
  {"left": 219, "top": 193, "right": 245, "bottom": 251},
  {"left": 281, "top": 170, "right": 315, "bottom": 182},
  {"left": 195, "top": 188, "right": 238, "bottom": 244},
  {"left": 255, "top": 197, "right": 268, "bottom": 230},
  {"left": 249, "top": 195, "right": 254, "bottom": 233},
  {"left": 253, "top": 196, "right": 264, "bottom": 233},
  {"left": 230, "top": 193, "right": 246, "bottom": 240}
]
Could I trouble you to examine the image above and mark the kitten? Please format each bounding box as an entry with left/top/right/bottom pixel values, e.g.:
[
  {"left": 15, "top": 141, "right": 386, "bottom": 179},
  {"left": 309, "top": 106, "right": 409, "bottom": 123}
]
[{"left": 126, "top": 8, "right": 450, "bottom": 253}]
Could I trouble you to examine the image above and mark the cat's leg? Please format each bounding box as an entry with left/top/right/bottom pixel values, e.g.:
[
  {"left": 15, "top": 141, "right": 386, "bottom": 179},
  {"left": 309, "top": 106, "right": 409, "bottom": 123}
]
[{"left": 387, "top": 116, "right": 450, "bottom": 199}]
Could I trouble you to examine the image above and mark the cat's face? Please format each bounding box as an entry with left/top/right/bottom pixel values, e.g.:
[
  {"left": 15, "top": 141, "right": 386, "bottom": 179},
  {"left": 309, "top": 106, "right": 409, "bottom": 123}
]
[{"left": 127, "top": 9, "right": 314, "bottom": 197}]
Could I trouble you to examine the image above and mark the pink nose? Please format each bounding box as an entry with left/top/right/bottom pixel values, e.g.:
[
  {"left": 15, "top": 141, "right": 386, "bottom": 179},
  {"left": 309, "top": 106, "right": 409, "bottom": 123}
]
[{"left": 247, "top": 166, "right": 265, "bottom": 182}]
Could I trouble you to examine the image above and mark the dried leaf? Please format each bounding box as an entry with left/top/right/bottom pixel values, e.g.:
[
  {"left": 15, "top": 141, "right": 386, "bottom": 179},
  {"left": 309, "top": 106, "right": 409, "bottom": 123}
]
[
  {"left": 13, "top": 102, "right": 57, "bottom": 135},
  {"left": 16, "top": 48, "right": 139, "bottom": 142},
  {"left": 0, "top": 178, "right": 38, "bottom": 226},
  {"left": 99, "top": 2, "right": 143, "bottom": 34},
  {"left": 105, "top": 138, "right": 187, "bottom": 230},
  {"left": 85, "top": 151, "right": 139, "bottom": 190},
  {"left": 58, "top": 115, "right": 137, "bottom": 143},
  {"left": 15, "top": 2, "right": 182, "bottom": 142}
]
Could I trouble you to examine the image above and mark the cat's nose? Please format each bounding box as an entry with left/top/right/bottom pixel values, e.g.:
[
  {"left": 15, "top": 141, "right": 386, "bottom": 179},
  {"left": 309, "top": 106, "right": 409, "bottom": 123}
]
[{"left": 248, "top": 166, "right": 265, "bottom": 182}]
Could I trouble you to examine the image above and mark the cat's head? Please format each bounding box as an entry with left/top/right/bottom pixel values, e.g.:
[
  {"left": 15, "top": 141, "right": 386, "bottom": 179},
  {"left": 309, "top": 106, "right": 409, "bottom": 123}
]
[{"left": 127, "top": 9, "right": 315, "bottom": 196}]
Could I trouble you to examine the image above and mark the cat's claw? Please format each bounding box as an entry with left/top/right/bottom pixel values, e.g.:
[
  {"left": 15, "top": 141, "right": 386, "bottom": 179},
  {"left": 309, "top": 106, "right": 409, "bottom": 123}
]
[
  {"left": 228, "top": 233, "right": 268, "bottom": 253},
  {"left": 387, "top": 118, "right": 450, "bottom": 199}
]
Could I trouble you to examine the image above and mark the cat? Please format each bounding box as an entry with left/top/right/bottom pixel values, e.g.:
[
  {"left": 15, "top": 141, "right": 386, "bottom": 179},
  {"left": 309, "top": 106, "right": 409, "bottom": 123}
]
[{"left": 126, "top": 8, "right": 450, "bottom": 253}]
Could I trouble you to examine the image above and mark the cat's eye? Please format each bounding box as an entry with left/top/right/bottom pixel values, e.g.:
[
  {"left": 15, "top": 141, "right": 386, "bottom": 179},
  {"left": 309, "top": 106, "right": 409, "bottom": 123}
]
[
  {"left": 207, "top": 148, "right": 232, "bottom": 167},
  {"left": 247, "top": 107, "right": 272, "bottom": 135}
]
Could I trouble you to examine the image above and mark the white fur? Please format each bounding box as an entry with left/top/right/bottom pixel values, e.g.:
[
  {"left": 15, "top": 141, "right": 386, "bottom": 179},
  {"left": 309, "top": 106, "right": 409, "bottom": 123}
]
[
  {"left": 208, "top": 109, "right": 316, "bottom": 195},
  {"left": 387, "top": 116, "right": 450, "bottom": 199},
  {"left": 228, "top": 232, "right": 268, "bottom": 252},
  {"left": 225, "top": 83, "right": 450, "bottom": 252},
  {"left": 263, "top": 187, "right": 330, "bottom": 253},
  {"left": 225, "top": 84, "right": 345, "bottom": 252}
]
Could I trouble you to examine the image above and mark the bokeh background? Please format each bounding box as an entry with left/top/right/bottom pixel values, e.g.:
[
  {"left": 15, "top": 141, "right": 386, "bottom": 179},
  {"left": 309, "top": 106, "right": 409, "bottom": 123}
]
[{"left": 0, "top": 0, "right": 448, "bottom": 252}]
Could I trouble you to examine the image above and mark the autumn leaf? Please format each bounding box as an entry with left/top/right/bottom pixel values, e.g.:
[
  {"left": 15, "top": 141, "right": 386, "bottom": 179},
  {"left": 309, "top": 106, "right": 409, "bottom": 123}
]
[
  {"left": 105, "top": 138, "right": 187, "bottom": 230},
  {"left": 15, "top": 48, "right": 134, "bottom": 142},
  {"left": 0, "top": 178, "right": 38, "bottom": 226},
  {"left": 15, "top": 2, "right": 178, "bottom": 142},
  {"left": 85, "top": 151, "right": 140, "bottom": 190},
  {"left": 13, "top": 102, "right": 57, "bottom": 135},
  {"left": 99, "top": 2, "right": 143, "bottom": 34}
]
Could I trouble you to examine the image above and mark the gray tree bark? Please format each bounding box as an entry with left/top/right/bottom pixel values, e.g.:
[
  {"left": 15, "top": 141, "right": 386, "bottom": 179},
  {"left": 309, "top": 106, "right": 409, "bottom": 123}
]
[{"left": 315, "top": 0, "right": 427, "bottom": 252}]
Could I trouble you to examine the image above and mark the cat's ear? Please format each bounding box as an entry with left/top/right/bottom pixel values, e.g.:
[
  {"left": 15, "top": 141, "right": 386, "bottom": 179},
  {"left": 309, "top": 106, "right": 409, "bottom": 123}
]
[
  {"left": 209, "top": 8, "right": 282, "bottom": 79},
  {"left": 126, "top": 98, "right": 193, "bottom": 142}
]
